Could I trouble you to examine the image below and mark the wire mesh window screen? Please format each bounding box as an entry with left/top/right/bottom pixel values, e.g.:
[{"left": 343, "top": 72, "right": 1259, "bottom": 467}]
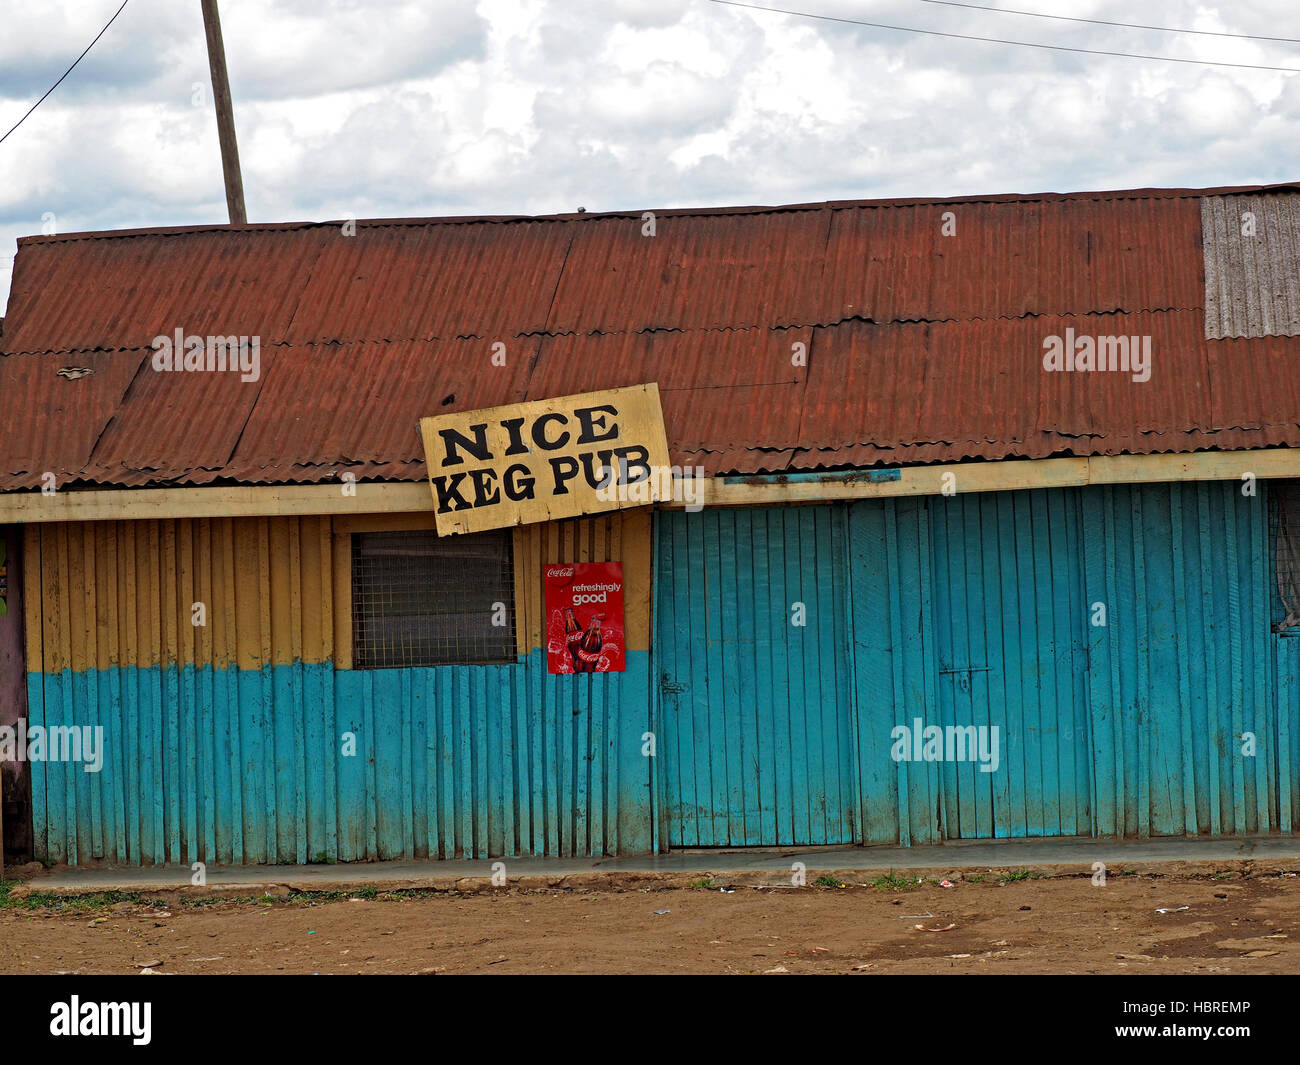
[
  {"left": 1272, "top": 483, "right": 1300, "bottom": 635},
  {"left": 351, "top": 529, "right": 516, "bottom": 668}
]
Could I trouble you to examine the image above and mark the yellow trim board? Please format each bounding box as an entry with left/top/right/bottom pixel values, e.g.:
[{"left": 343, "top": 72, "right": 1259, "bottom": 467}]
[
  {"left": 0, "top": 482, "right": 434, "bottom": 524},
  {"left": 669, "top": 451, "right": 1300, "bottom": 508},
  {"left": 0, "top": 449, "right": 1296, "bottom": 523}
]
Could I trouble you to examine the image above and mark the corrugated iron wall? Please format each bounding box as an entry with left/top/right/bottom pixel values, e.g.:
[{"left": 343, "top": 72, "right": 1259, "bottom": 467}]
[
  {"left": 1081, "top": 483, "right": 1293, "bottom": 836},
  {"left": 26, "top": 517, "right": 337, "bottom": 675},
  {"left": 927, "top": 490, "right": 1092, "bottom": 840},
  {"left": 855, "top": 483, "right": 1298, "bottom": 841},
  {"left": 850, "top": 484, "right": 1297, "bottom": 843},
  {"left": 23, "top": 482, "right": 1300, "bottom": 862},
  {"left": 810, "top": 491, "right": 1093, "bottom": 845},
  {"left": 657, "top": 483, "right": 1299, "bottom": 845},
  {"left": 654, "top": 507, "right": 858, "bottom": 847},
  {"left": 24, "top": 511, "right": 653, "bottom": 865}
]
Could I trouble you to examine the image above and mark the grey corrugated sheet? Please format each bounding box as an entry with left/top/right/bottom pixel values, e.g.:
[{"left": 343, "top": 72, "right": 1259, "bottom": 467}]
[{"left": 1203, "top": 193, "right": 1300, "bottom": 339}]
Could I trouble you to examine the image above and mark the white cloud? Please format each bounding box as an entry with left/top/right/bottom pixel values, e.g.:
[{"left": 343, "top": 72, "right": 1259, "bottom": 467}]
[{"left": 2, "top": 0, "right": 1299, "bottom": 308}]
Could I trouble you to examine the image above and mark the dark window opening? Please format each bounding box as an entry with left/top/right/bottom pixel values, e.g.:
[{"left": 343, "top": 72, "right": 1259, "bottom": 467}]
[
  {"left": 1272, "top": 483, "right": 1300, "bottom": 635},
  {"left": 351, "top": 529, "right": 516, "bottom": 667}
]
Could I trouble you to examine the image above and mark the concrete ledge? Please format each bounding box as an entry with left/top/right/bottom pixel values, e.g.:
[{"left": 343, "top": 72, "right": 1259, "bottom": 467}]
[{"left": 10, "top": 834, "right": 1300, "bottom": 898}]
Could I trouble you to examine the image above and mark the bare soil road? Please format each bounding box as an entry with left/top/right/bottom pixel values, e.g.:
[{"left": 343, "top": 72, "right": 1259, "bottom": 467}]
[{"left": 1, "top": 870, "right": 1296, "bottom": 974}]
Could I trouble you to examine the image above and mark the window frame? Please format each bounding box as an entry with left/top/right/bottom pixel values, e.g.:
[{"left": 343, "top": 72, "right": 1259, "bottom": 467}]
[{"left": 333, "top": 515, "right": 524, "bottom": 669}]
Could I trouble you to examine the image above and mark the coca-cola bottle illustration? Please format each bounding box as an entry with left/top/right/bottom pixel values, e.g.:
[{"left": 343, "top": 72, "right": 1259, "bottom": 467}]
[
  {"left": 563, "top": 607, "right": 583, "bottom": 671},
  {"left": 575, "top": 613, "right": 605, "bottom": 673}
]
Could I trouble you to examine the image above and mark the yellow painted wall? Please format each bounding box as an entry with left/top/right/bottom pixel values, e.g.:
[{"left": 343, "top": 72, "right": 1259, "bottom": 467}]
[
  {"left": 26, "top": 509, "right": 654, "bottom": 673},
  {"left": 515, "top": 509, "right": 652, "bottom": 655},
  {"left": 24, "top": 517, "right": 335, "bottom": 673}
]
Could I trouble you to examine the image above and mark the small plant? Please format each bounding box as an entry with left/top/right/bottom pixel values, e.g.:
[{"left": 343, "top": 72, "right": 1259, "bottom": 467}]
[
  {"left": 871, "top": 871, "right": 919, "bottom": 891},
  {"left": 176, "top": 894, "right": 260, "bottom": 907},
  {"left": 967, "top": 874, "right": 987, "bottom": 883},
  {"left": 689, "top": 878, "right": 713, "bottom": 890},
  {"left": 814, "top": 874, "right": 845, "bottom": 888},
  {"left": 274, "top": 886, "right": 381, "bottom": 904},
  {"left": 0, "top": 889, "right": 152, "bottom": 913},
  {"left": 1000, "top": 869, "right": 1032, "bottom": 882}
]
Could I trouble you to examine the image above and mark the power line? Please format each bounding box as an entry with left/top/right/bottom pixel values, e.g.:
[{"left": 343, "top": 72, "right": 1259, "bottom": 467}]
[
  {"left": 917, "top": 0, "right": 1300, "bottom": 45},
  {"left": 706, "top": 0, "right": 1300, "bottom": 73},
  {"left": 0, "top": 0, "right": 131, "bottom": 148}
]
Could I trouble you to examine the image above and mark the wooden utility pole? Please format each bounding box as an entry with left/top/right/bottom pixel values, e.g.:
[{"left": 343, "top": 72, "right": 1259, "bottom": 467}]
[{"left": 200, "top": 0, "right": 247, "bottom": 224}]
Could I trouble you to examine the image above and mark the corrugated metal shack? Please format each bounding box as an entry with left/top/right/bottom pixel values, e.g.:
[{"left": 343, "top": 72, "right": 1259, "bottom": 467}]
[{"left": 1, "top": 182, "right": 1298, "bottom": 865}]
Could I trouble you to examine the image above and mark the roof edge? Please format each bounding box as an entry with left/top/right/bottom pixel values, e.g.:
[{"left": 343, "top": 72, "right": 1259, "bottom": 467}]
[
  {"left": 17, "top": 179, "right": 1300, "bottom": 247},
  {"left": 2, "top": 448, "right": 1297, "bottom": 522}
]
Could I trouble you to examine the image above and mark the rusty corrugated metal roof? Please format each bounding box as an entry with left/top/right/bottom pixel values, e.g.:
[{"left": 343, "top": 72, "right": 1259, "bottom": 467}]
[{"left": 2, "top": 181, "right": 1299, "bottom": 490}]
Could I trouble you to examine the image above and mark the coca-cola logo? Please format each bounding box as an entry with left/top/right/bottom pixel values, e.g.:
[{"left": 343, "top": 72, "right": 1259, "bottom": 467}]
[{"left": 546, "top": 566, "right": 574, "bottom": 578}]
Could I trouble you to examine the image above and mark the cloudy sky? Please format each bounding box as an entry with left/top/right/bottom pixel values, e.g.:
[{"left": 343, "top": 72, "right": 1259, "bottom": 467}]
[{"left": 1, "top": 0, "right": 1297, "bottom": 307}]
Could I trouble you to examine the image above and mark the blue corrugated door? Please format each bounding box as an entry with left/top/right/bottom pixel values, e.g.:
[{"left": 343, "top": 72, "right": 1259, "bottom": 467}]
[
  {"left": 654, "top": 508, "right": 858, "bottom": 847},
  {"left": 656, "top": 484, "right": 1294, "bottom": 850},
  {"left": 848, "top": 492, "right": 1093, "bottom": 841},
  {"left": 927, "top": 491, "right": 1092, "bottom": 838}
]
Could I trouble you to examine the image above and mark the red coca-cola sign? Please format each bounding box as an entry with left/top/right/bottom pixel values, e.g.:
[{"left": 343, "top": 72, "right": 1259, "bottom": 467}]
[{"left": 544, "top": 562, "right": 625, "bottom": 674}]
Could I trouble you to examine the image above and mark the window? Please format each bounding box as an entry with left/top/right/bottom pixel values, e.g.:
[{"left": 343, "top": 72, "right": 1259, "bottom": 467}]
[
  {"left": 1273, "top": 483, "right": 1300, "bottom": 635},
  {"left": 351, "top": 529, "right": 516, "bottom": 667}
]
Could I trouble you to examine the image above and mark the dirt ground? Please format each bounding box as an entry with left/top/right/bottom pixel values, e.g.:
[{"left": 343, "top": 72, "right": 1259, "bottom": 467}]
[{"left": 1, "top": 869, "right": 1296, "bottom": 974}]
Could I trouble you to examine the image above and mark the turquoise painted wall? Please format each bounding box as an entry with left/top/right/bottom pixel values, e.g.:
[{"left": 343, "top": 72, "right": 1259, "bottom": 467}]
[
  {"left": 27, "top": 481, "right": 1300, "bottom": 863},
  {"left": 657, "top": 482, "right": 1300, "bottom": 846},
  {"left": 654, "top": 506, "right": 858, "bottom": 847},
  {"left": 28, "top": 649, "right": 653, "bottom": 865},
  {"left": 1081, "top": 483, "right": 1294, "bottom": 837}
]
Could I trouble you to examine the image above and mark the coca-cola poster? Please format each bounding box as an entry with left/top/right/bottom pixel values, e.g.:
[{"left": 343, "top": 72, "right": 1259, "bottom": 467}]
[{"left": 545, "top": 562, "right": 625, "bottom": 674}]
